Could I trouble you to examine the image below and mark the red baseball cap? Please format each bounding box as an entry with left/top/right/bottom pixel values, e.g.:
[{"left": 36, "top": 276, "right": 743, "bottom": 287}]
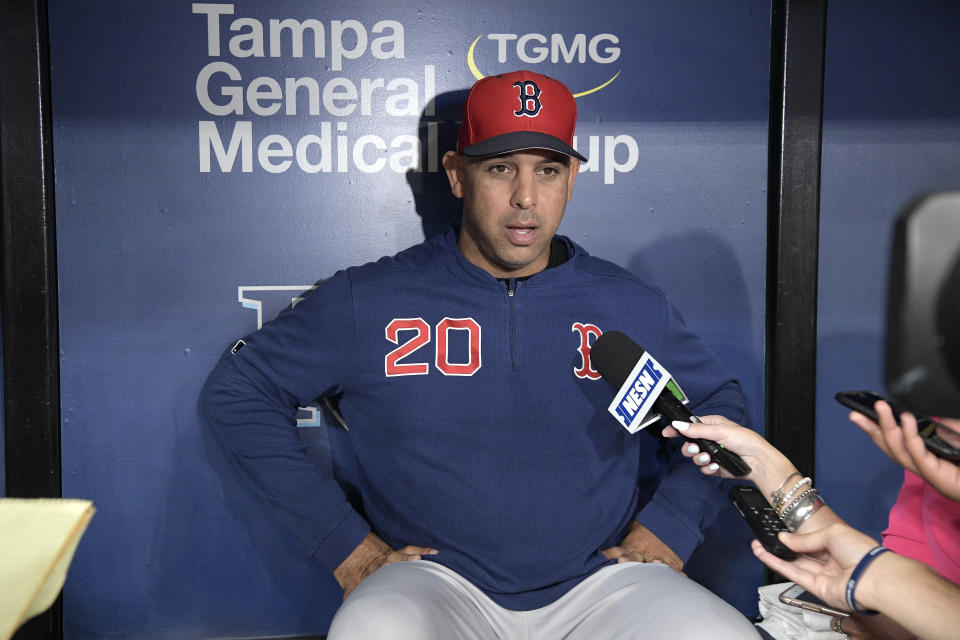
[{"left": 457, "top": 70, "right": 587, "bottom": 161}]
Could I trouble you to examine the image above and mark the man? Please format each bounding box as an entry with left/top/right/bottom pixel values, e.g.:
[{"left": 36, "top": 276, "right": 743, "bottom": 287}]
[{"left": 202, "top": 70, "right": 758, "bottom": 638}]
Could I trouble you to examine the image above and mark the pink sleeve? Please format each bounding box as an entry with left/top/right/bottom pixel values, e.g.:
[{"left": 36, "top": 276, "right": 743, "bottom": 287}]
[
  {"left": 882, "top": 470, "right": 936, "bottom": 567},
  {"left": 882, "top": 469, "right": 960, "bottom": 586},
  {"left": 922, "top": 480, "right": 960, "bottom": 585}
]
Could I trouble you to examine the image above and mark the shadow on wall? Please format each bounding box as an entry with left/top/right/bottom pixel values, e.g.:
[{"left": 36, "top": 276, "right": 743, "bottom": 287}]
[
  {"left": 628, "top": 230, "right": 764, "bottom": 615},
  {"left": 626, "top": 228, "right": 756, "bottom": 377},
  {"left": 190, "top": 359, "right": 346, "bottom": 637},
  {"left": 406, "top": 89, "right": 470, "bottom": 239}
]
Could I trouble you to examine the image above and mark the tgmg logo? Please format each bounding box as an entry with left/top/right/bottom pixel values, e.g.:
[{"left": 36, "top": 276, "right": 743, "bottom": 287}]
[{"left": 467, "top": 33, "right": 621, "bottom": 97}]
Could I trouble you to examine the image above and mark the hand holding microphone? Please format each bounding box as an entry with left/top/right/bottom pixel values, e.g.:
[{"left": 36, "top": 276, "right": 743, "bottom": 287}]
[
  {"left": 662, "top": 416, "right": 796, "bottom": 486},
  {"left": 590, "top": 330, "right": 751, "bottom": 477}
]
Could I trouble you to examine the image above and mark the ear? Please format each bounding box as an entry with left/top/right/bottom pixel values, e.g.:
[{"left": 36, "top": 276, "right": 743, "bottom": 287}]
[
  {"left": 566, "top": 158, "right": 580, "bottom": 200},
  {"left": 442, "top": 151, "right": 465, "bottom": 199}
]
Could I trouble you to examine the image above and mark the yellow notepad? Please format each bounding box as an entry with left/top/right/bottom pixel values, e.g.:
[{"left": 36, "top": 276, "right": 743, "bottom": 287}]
[{"left": 0, "top": 498, "right": 95, "bottom": 640}]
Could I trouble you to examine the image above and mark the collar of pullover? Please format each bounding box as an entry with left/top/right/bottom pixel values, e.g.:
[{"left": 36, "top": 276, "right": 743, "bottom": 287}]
[{"left": 439, "top": 226, "right": 580, "bottom": 288}]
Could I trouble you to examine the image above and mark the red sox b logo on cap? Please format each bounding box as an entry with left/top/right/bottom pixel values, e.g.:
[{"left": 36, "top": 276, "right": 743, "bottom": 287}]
[
  {"left": 457, "top": 70, "right": 587, "bottom": 161},
  {"left": 513, "top": 80, "right": 542, "bottom": 117}
]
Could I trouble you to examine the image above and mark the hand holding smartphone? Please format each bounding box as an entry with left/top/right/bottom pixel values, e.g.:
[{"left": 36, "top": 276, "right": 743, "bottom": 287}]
[
  {"left": 729, "top": 485, "right": 797, "bottom": 560},
  {"left": 835, "top": 390, "right": 960, "bottom": 464}
]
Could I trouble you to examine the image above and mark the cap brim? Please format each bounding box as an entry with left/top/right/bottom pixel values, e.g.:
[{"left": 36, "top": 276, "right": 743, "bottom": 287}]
[{"left": 462, "top": 132, "right": 587, "bottom": 162}]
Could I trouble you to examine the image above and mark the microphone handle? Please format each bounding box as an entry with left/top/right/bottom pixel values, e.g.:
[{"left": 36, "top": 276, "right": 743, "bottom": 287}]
[
  {"left": 687, "top": 416, "right": 752, "bottom": 477},
  {"left": 651, "top": 392, "right": 752, "bottom": 477}
]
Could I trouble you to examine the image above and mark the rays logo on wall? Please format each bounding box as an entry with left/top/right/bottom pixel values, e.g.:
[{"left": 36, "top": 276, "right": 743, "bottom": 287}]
[{"left": 237, "top": 285, "right": 332, "bottom": 427}]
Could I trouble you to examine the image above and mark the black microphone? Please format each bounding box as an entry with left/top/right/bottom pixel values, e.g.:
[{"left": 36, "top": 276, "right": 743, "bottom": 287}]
[{"left": 590, "top": 330, "right": 751, "bottom": 477}]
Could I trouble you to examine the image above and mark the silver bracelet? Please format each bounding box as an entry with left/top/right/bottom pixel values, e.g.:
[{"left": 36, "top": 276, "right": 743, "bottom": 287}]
[
  {"left": 776, "top": 477, "right": 812, "bottom": 515},
  {"left": 782, "top": 490, "right": 825, "bottom": 531},
  {"left": 780, "top": 487, "right": 816, "bottom": 515},
  {"left": 770, "top": 471, "right": 802, "bottom": 511},
  {"left": 779, "top": 487, "right": 816, "bottom": 522}
]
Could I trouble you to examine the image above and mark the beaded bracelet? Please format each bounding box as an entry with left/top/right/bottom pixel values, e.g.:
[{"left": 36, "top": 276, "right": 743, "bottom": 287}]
[
  {"left": 845, "top": 546, "right": 890, "bottom": 615},
  {"left": 770, "top": 471, "right": 802, "bottom": 510},
  {"left": 779, "top": 487, "right": 816, "bottom": 518},
  {"left": 773, "top": 471, "right": 802, "bottom": 495},
  {"left": 773, "top": 476, "right": 806, "bottom": 512},
  {"left": 776, "top": 477, "right": 812, "bottom": 514}
]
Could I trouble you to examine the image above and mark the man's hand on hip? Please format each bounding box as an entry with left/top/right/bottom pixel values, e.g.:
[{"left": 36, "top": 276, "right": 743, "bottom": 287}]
[
  {"left": 333, "top": 531, "right": 438, "bottom": 599},
  {"left": 602, "top": 521, "right": 684, "bottom": 573}
]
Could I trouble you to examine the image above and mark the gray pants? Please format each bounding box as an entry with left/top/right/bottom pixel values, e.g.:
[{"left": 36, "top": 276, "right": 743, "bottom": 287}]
[{"left": 328, "top": 560, "right": 760, "bottom": 639}]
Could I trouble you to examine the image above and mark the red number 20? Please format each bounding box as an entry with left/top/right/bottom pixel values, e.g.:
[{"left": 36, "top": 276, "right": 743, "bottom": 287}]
[{"left": 385, "top": 317, "right": 481, "bottom": 377}]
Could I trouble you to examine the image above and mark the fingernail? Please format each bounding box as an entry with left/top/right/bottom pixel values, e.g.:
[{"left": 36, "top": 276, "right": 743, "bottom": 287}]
[
  {"left": 697, "top": 453, "right": 711, "bottom": 463},
  {"left": 708, "top": 463, "right": 720, "bottom": 472},
  {"left": 686, "top": 443, "right": 700, "bottom": 454},
  {"left": 672, "top": 421, "right": 690, "bottom": 432}
]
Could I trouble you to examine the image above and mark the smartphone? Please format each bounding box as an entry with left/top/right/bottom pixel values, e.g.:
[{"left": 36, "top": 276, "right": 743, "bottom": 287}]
[
  {"left": 778, "top": 583, "right": 849, "bottom": 618},
  {"left": 728, "top": 485, "right": 797, "bottom": 560},
  {"left": 835, "top": 390, "right": 960, "bottom": 464}
]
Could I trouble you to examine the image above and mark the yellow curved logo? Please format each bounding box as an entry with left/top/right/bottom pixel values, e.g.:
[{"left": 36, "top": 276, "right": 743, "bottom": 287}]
[{"left": 466, "top": 34, "right": 620, "bottom": 98}]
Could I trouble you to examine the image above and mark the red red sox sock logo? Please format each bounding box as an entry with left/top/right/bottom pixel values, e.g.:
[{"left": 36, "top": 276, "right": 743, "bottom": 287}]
[
  {"left": 383, "top": 317, "right": 602, "bottom": 379},
  {"left": 513, "top": 80, "right": 543, "bottom": 117},
  {"left": 572, "top": 322, "right": 602, "bottom": 379}
]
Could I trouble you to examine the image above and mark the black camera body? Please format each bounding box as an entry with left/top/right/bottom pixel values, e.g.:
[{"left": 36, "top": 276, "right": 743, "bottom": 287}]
[{"left": 886, "top": 192, "right": 960, "bottom": 417}]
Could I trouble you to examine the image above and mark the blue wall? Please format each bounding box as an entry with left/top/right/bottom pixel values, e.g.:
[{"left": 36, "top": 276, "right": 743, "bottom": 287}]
[
  {"left": 816, "top": 1, "right": 960, "bottom": 542},
  {"left": 48, "top": 0, "right": 769, "bottom": 637}
]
